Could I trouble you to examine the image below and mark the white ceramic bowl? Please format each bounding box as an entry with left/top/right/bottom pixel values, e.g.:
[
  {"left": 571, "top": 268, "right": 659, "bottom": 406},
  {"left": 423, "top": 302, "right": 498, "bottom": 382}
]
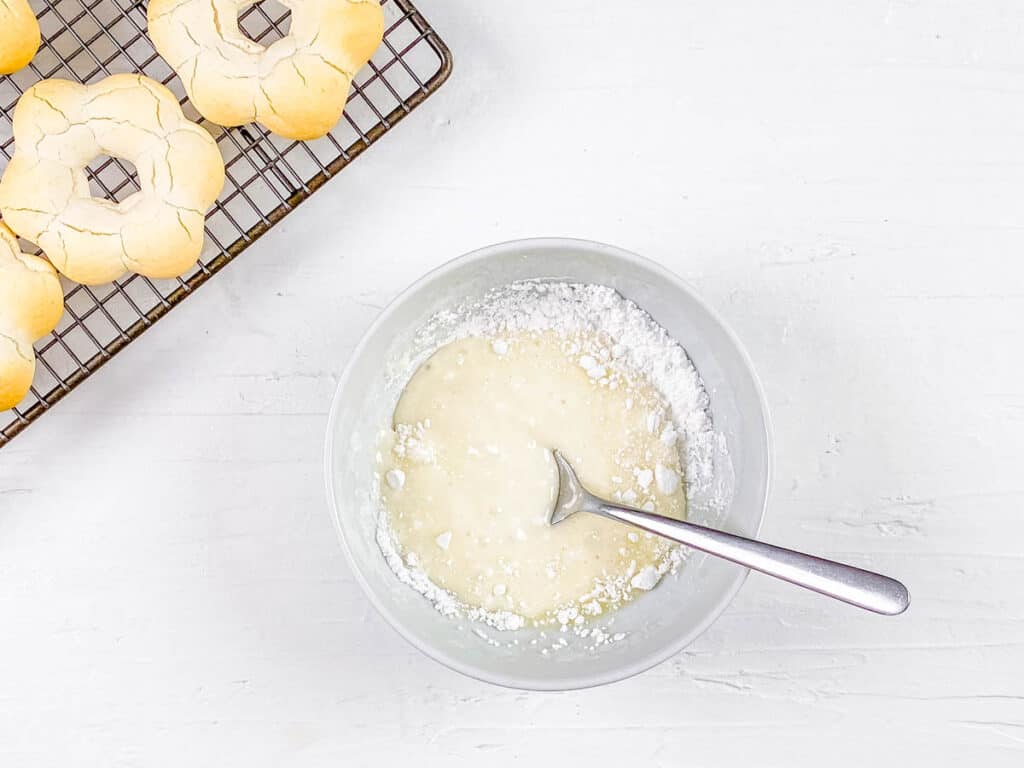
[{"left": 324, "top": 238, "right": 772, "bottom": 690}]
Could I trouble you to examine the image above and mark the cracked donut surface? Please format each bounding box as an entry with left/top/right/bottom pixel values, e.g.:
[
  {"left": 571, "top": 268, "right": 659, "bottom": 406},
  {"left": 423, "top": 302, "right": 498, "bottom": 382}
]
[
  {"left": 0, "top": 0, "right": 40, "bottom": 74},
  {"left": 148, "top": 0, "right": 384, "bottom": 140},
  {"left": 0, "top": 74, "right": 226, "bottom": 285},
  {"left": 0, "top": 224, "right": 63, "bottom": 411}
]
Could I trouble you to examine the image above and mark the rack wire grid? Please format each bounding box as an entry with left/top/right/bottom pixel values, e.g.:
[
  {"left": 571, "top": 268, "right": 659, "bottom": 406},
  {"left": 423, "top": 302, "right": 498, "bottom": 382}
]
[{"left": 0, "top": 0, "right": 451, "bottom": 448}]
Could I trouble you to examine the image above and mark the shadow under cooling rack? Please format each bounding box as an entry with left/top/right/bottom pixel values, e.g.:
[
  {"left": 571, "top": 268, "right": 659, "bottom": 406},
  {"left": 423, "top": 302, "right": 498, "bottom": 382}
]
[{"left": 0, "top": 0, "right": 452, "bottom": 448}]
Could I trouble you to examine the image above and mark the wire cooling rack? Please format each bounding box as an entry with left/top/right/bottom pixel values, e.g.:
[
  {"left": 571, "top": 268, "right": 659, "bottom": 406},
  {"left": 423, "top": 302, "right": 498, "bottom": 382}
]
[{"left": 0, "top": 0, "right": 451, "bottom": 448}]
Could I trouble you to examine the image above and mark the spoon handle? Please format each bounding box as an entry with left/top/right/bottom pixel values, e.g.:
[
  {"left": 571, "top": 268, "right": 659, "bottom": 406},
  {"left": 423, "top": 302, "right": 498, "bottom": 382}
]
[{"left": 594, "top": 504, "right": 910, "bottom": 615}]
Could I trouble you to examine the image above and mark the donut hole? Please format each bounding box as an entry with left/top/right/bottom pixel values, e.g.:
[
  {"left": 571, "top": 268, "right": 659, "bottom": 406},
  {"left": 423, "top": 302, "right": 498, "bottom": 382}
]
[
  {"left": 86, "top": 155, "right": 141, "bottom": 204},
  {"left": 238, "top": 0, "right": 293, "bottom": 46}
]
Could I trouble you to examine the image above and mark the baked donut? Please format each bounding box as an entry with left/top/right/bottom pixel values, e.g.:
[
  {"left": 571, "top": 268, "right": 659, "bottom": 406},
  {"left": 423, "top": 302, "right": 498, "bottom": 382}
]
[
  {"left": 0, "top": 74, "right": 225, "bottom": 285},
  {"left": 0, "top": 224, "right": 63, "bottom": 411},
  {"left": 0, "top": 0, "right": 40, "bottom": 75},
  {"left": 148, "top": 0, "right": 385, "bottom": 140}
]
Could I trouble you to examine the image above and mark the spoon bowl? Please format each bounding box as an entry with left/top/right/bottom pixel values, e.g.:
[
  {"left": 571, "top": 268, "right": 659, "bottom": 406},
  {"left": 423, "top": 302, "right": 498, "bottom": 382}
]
[{"left": 325, "top": 237, "right": 773, "bottom": 689}]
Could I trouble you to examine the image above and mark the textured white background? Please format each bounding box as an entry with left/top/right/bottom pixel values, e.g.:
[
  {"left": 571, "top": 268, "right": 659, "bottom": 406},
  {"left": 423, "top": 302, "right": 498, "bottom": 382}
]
[{"left": 2, "top": 1, "right": 1022, "bottom": 765}]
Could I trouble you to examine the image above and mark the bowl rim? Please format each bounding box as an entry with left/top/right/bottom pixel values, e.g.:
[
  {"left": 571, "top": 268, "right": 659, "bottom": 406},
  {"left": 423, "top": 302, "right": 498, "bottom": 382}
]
[{"left": 323, "top": 236, "right": 774, "bottom": 690}]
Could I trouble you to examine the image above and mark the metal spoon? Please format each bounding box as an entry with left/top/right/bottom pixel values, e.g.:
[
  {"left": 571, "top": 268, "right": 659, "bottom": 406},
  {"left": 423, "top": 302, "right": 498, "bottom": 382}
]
[{"left": 550, "top": 451, "right": 910, "bottom": 615}]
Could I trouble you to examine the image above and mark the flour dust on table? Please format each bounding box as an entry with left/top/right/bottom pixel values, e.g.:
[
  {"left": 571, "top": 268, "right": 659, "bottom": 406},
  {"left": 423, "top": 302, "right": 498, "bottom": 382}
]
[{"left": 374, "top": 282, "right": 720, "bottom": 643}]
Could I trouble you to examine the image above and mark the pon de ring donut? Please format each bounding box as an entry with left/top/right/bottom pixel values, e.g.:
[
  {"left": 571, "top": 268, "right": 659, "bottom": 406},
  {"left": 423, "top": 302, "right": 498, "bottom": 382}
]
[
  {"left": 0, "top": 74, "right": 225, "bottom": 285},
  {"left": 147, "top": 0, "right": 385, "bottom": 140},
  {"left": 0, "top": 224, "right": 63, "bottom": 411},
  {"left": 0, "top": 0, "right": 40, "bottom": 75}
]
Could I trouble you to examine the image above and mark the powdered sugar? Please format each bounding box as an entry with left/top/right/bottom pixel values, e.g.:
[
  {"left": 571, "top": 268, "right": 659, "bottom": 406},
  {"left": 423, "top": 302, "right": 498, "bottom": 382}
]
[
  {"left": 374, "top": 281, "right": 725, "bottom": 644},
  {"left": 411, "top": 281, "right": 718, "bottom": 496}
]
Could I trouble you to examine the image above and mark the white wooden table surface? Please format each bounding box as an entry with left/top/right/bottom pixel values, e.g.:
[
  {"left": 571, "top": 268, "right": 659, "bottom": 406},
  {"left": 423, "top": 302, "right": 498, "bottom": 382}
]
[{"left": 2, "top": 1, "right": 1022, "bottom": 765}]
